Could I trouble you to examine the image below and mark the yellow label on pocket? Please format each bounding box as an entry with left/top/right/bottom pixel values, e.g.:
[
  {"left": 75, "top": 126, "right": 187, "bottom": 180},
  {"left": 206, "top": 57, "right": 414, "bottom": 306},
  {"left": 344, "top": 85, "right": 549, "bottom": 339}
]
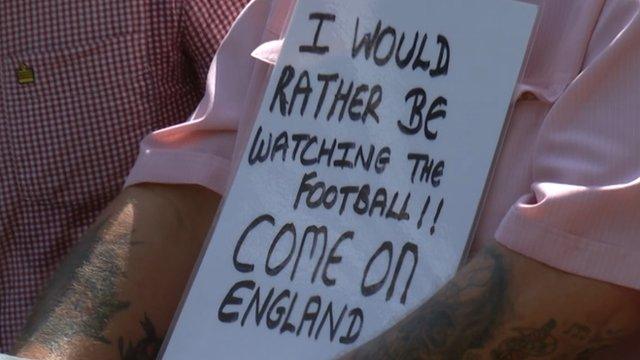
[{"left": 17, "top": 64, "right": 35, "bottom": 85}]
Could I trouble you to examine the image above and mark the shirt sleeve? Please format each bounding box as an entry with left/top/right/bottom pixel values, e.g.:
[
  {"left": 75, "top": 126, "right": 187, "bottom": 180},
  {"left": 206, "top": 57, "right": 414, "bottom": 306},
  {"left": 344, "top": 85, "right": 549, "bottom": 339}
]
[
  {"left": 125, "top": 0, "right": 276, "bottom": 195},
  {"left": 496, "top": 2, "right": 640, "bottom": 290},
  {"left": 181, "top": 0, "right": 250, "bottom": 88}
]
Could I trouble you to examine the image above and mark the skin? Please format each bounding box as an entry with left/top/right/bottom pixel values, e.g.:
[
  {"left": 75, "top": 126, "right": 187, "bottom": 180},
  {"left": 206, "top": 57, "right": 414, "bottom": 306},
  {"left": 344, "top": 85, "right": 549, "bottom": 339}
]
[
  {"left": 14, "top": 184, "right": 640, "bottom": 359},
  {"left": 340, "top": 244, "right": 640, "bottom": 360},
  {"left": 15, "top": 184, "right": 219, "bottom": 360}
]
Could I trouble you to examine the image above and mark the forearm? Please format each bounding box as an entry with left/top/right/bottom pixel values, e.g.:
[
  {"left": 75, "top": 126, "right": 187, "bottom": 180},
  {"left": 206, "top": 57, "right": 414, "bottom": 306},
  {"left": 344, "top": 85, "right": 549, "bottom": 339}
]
[
  {"left": 342, "top": 243, "right": 640, "bottom": 359},
  {"left": 15, "top": 183, "right": 220, "bottom": 359}
]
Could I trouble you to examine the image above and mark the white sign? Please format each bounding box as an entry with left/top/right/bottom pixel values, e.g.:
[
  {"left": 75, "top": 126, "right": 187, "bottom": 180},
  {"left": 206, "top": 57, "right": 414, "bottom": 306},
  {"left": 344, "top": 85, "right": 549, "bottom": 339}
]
[{"left": 163, "top": 0, "right": 537, "bottom": 358}]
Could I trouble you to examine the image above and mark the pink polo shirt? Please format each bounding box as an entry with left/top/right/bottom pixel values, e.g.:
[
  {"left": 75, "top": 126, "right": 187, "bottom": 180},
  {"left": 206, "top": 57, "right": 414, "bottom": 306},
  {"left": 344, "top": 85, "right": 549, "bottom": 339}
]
[{"left": 127, "top": 0, "right": 640, "bottom": 293}]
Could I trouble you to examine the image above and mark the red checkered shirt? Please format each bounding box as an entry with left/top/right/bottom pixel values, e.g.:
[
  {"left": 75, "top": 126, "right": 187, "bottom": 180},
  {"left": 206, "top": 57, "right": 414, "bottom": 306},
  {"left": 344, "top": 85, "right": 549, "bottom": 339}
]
[{"left": 0, "top": 0, "right": 249, "bottom": 351}]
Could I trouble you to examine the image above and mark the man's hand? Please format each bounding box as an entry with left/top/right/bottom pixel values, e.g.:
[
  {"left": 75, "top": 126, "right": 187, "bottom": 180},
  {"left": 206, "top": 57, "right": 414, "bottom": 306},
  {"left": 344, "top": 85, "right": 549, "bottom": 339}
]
[
  {"left": 341, "top": 243, "right": 640, "bottom": 359},
  {"left": 14, "top": 184, "right": 220, "bottom": 359}
]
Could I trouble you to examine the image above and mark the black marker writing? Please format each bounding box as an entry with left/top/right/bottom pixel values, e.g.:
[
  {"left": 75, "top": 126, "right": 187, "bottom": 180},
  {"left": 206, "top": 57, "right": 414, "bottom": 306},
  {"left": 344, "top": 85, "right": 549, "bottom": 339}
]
[
  {"left": 299, "top": 12, "right": 336, "bottom": 55},
  {"left": 397, "top": 88, "right": 448, "bottom": 140},
  {"left": 218, "top": 281, "right": 364, "bottom": 344},
  {"left": 352, "top": 18, "right": 451, "bottom": 76},
  {"left": 407, "top": 153, "right": 445, "bottom": 186},
  {"left": 360, "top": 241, "right": 418, "bottom": 304},
  {"left": 269, "top": 65, "right": 383, "bottom": 124}
]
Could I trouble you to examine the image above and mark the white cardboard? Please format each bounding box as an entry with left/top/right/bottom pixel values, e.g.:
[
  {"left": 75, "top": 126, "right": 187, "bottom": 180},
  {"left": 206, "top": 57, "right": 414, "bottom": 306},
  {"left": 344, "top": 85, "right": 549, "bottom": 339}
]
[{"left": 163, "top": 0, "right": 537, "bottom": 358}]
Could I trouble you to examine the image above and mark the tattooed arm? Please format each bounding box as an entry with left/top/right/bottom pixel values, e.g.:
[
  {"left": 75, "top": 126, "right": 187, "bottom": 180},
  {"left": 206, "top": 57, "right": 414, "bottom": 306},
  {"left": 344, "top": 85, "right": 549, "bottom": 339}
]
[
  {"left": 14, "top": 184, "right": 220, "bottom": 360},
  {"left": 342, "top": 243, "right": 640, "bottom": 360}
]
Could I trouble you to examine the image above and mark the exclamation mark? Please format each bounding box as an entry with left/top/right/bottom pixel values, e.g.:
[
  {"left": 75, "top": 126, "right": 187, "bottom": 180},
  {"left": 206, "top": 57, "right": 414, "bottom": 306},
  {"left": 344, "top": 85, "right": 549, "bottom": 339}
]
[
  {"left": 430, "top": 199, "right": 444, "bottom": 235},
  {"left": 417, "top": 195, "right": 431, "bottom": 229}
]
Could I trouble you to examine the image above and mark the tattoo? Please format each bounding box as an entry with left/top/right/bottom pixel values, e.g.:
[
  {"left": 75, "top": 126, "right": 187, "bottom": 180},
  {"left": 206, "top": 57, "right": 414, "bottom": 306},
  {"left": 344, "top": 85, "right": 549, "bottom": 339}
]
[
  {"left": 491, "top": 319, "right": 558, "bottom": 359},
  {"left": 344, "top": 245, "right": 509, "bottom": 359},
  {"left": 573, "top": 327, "right": 626, "bottom": 360},
  {"left": 564, "top": 323, "right": 591, "bottom": 341},
  {"left": 491, "top": 320, "right": 628, "bottom": 360},
  {"left": 343, "top": 243, "right": 633, "bottom": 360},
  {"left": 18, "top": 211, "right": 134, "bottom": 350},
  {"left": 118, "top": 313, "right": 164, "bottom": 360}
]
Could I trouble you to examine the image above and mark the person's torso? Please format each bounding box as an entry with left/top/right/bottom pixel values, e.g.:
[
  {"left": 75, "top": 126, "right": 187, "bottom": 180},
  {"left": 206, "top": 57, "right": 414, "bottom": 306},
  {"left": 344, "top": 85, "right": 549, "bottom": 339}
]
[{"left": 0, "top": 0, "right": 205, "bottom": 351}]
